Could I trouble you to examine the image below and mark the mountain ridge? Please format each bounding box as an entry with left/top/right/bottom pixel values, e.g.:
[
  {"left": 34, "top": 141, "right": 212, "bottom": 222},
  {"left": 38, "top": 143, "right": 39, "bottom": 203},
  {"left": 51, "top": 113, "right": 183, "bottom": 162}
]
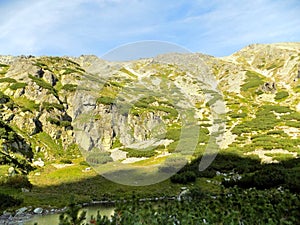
[{"left": 0, "top": 42, "right": 299, "bottom": 174}]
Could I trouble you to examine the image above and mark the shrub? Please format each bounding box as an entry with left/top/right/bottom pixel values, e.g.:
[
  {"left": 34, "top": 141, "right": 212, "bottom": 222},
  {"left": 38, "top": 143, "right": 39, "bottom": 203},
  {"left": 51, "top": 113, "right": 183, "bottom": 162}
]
[
  {"left": 123, "top": 148, "right": 156, "bottom": 158},
  {"left": 0, "top": 193, "right": 23, "bottom": 211},
  {"left": 42, "top": 102, "right": 64, "bottom": 111},
  {"left": 79, "top": 161, "right": 90, "bottom": 166},
  {"left": 0, "top": 77, "right": 16, "bottom": 83},
  {"left": 230, "top": 112, "right": 247, "bottom": 118},
  {"left": 285, "top": 121, "right": 300, "bottom": 128},
  {"left": 60, "top": 159, "right": 73, "bottom": 164},
  {"left": 275, "top": 91, "right": 289, "bottom": 100},
  {"left": 46, "top": 117, "right": 60, "bottom": 125},
  {"left": 62, "top": 84, "right": 78, "bottom": 92},
  {"left": 241, "top": 71, "right": 264, "bottom": 91},
  {"left": 159, "top": 156, "right": 188, "bottom": 173},
  {"left": 28, "top": 74, "right": 57, "bottom": 96},
  {"left": 96, "top": 96, "right": 115, "bottom": 105},
  {"left": 170, "top": 171, "right": 196, "bottom": 184},
  {"left": 86, "top": 152, "right": 113, "bottom": 165},
  {"left": 9, "top": 82, "right": 27, "bottom": 90},
  {"left": 0, "top": 91, "right": 10, "bottom": 103},
  {"left": 1, "top": 174, "right": 32, "bottom": 189}
]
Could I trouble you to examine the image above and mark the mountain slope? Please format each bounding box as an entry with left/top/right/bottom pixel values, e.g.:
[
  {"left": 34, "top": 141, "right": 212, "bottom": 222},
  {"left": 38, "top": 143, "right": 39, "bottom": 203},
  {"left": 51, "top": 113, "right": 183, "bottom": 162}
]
[{"left": 0, "top": 42, "right": 299, "bottom": 173}]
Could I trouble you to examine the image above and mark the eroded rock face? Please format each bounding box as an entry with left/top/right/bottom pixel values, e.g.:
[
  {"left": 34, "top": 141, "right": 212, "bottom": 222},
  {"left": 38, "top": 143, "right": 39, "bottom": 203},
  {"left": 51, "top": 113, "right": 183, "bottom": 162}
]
[{"left": 73, "top": 102, "right": 166, "bottom": 151}]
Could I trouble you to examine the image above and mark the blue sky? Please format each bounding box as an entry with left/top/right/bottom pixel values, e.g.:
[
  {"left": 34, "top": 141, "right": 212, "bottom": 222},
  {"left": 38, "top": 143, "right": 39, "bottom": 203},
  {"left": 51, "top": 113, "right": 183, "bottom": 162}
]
[{"left": 0, "top": 0, "right": 299, "bottom": 59}]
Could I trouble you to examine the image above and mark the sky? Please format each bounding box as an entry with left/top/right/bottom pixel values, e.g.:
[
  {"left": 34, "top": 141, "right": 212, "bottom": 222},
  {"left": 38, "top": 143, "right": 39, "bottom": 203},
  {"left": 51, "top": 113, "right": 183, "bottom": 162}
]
[{"left": 0, "top": 0, "right": 299, "bottom": 59}]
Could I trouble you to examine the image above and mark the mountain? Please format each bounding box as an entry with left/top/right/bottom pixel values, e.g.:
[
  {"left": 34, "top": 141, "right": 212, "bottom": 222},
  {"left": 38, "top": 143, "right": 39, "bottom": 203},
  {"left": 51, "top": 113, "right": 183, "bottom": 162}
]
[{"left": 0, "top": 42, "right": 300, "bottom": 175}]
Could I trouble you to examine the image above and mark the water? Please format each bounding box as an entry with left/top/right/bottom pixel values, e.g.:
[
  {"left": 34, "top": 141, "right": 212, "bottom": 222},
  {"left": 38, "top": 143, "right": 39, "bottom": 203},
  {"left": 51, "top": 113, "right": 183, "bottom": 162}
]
[{"left": 25, "top": 205, "right": 115, "bottom": 225}]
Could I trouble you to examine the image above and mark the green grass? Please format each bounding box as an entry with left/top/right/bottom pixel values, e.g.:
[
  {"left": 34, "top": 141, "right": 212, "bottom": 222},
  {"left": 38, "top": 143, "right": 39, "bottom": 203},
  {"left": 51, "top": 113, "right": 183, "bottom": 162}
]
[{"left": 0, "top": 159, "right": 186, "bottom": 208}]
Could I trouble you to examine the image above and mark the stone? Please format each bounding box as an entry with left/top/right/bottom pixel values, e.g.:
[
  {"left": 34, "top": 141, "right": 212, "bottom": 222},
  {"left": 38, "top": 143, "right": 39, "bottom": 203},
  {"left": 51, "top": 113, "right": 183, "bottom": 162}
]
[
  {"left": 8, "top": 167, "right": 15, "bottom": 176},
  {"left": 261, "top": 82, "right": 276, "bottom": 93},
  {"left": 33, "top": 208, "right": 43, "bottom": 214},
  {"left": 33, "top": 158, "right": 45, "bottom": 167},
  {"left": 21, "top": 188, "right": 30, "bottom": 192},
  {"left": 15, "top": 207, "right": 28, "bottom": 216}
]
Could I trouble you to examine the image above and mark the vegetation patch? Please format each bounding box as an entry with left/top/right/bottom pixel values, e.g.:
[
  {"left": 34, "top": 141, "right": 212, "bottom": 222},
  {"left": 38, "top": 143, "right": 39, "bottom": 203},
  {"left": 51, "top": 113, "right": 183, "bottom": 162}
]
[
  {"left": 0, "top": 91, "right": 10, "bottom": 103},
  {"left": 42, "top": 102, "right": 64, "bottom": 111},
  {"left": 62, "top": 84, "right": 78, "bottom": 92},
  {"left": 28, "top": 74, "right": 57, "bottom": 96},
  {"left": 86, "top": 151, "right": 113, "bottom": 165},
  {"left": 96, "top": 96, "right": 115, "bottom": 105},
  {"left": 123, "top": 148, "right": 156, "bottom": 158},
  {"left": 241, "top": 71, "right": 264, "bottom": 92},
  {"left": 0, "top": 193, "right": 22, "bottom": 212},
  {"left": 13, "top": 97, "right": 39, "bottom": 112},
  {"left": 9, "top": 82, "right": 27, "bottom": 90},
  {"left": 274, "top": 91, "right": 289, "bottom": 101},
  {"left": 0, "top": 77, "right": 16, "bottom": 83}
]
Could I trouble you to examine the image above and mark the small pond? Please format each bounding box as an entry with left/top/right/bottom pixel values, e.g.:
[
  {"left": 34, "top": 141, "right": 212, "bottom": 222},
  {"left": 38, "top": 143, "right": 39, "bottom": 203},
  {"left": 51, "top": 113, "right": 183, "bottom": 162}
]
[{"left": 25, "top": 205, "right": 115, "bottom": 225}]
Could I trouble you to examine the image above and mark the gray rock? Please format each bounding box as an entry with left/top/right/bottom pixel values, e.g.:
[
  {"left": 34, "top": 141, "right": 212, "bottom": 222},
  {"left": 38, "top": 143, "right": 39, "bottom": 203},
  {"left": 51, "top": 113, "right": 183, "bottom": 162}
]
[
  {"left": 15, "top": 207, "right": 28, "bottom": 216},
  {"left": 33, "top": 207, "right": 43, "bottom": 214},
  {"left": 8, "top": 167, "right": 15, "bottom": 176},
  {"left": 21, "top": 188, "right": 30, "bottom": 193}
]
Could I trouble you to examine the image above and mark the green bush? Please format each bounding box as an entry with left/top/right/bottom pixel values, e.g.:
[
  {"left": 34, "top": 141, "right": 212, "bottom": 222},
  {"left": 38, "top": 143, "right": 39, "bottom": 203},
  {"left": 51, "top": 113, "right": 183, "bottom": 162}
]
[
  {"left": 46, "top": 117, "right": 61, "bottom": 125},
  {"left": 170, "top": 171, "right": 196, "bottom": 184},
  {"left": 9, "top": 82, "right": 27, "bottom": 90},
  {"left": 60, "top": 159, "right": 73, "bottom": 164},
  {"left": 0, "top": 193, "right": 23, "bottom": 211},
  {"left": 86, "top": 152, "right": 113, "bottom": 165},
  {"left": 96, "top": 96, "right": 115, "bottom": 105},
  {"left": 28, "top": 74, "right": 57, "bottom": 96},
  {"left": 241, "top": 71, "right": 264, "bottom": 91},
  {"left": 0, "top": 77, "right": 16, "bottom": 83},
  {"left": 159, "top": 156, "right": 188, "bottom": 173},
  {"left": 79, "top": 161, "right": 90, "bottom": 166},
  {"left": 62, "top": 84, "right": 78, "bottom": 92},
  {"left": 47, "top": 117, "right": 72, "bottom": 127},
  {"left": 42, "top": 102, "right": 64, "bottom": 111},
  {"left": 1, "top": 174, "right": 32, "bottom": 189},
  {"left": 230, "top": 112, "right": 247, "bottom": 118},
  {"left": 123, "top": 148, "right": 156, "bottom": 158},
  {"left": 275, "top": 91, "right": 289, "bottom": 100},
  {"left": 0, "top": 91, "right": 10, "bottom": 103},
  {"left": 285, "top": 121, "right": 300, "bottom": 128}
]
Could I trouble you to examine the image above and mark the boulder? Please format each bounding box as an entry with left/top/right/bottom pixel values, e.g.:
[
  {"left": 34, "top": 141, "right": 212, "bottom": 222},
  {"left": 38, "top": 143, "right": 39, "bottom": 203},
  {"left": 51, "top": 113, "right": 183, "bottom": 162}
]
[
  {"left": 15, "top": 207, "right": 28, "bottom": 216},
  {"left": 8, "top": 167, "right": 15, "bottom": 176},
  {"left": 21, "top": 188, "right": 30, "bottom": 193},
  {"left": 33, "top": 208, "right": 43, "bottom": 214},
  {"left": 261, "top": 82, "right": 276, "bottom": 93},
  {"left": 33, "top": 158, "right": 45, "bottom": 167}
]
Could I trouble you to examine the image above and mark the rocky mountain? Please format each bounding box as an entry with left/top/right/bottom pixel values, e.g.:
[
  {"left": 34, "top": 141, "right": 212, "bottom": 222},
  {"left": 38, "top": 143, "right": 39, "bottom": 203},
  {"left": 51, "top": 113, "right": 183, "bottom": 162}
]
[{"left": 0, "top": 42, "right": 300, "bottom": 174}]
